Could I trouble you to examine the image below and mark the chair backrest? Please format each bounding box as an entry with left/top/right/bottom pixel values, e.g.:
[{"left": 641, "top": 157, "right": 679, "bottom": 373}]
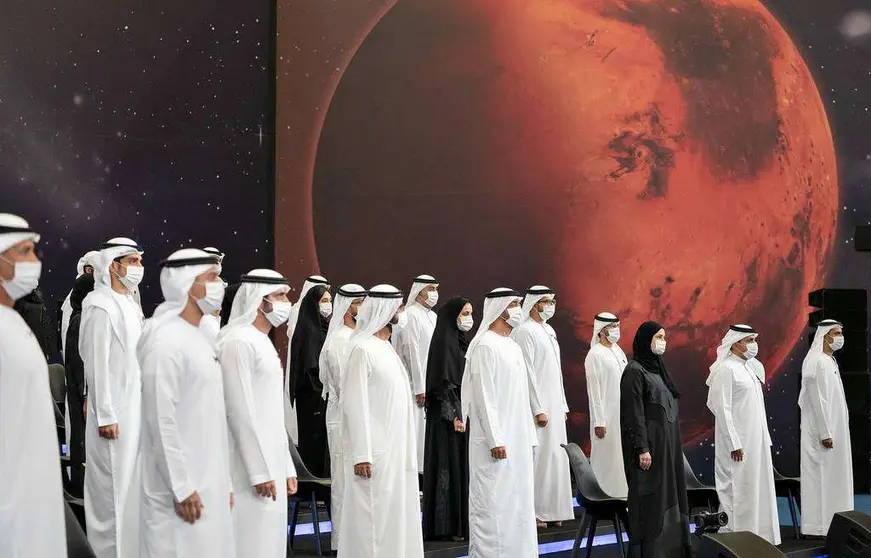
[
  {"left": 683, "top": 452, "right": 709, "bottom": 489},
  {"left": 48, "top": 363, "right": 66, "bottom": 406},
  {"left": 64, "top": 500, "right": 96, "bottom": 558},
  {"left": 771, "top": 465, "right": 796, "bottom": 482},
  {"left": 562, "top": 443, "right": 615, "bottom": 504},
  {"left": 288, "top": 437, "right": 330, "bottom": 484}
]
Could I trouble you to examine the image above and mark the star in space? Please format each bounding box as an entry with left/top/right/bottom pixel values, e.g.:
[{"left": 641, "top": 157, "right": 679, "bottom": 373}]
[{"left": 0, "top": 2, "right": 277, "bottom": 309}]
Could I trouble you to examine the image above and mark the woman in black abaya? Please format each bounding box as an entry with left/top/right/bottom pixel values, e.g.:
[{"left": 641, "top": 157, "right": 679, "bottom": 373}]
[
  {"left": 422, "top": 296, "right": 473, "bottom": 541},
  {"left": 289, "top": 284, "right": 331, "bottom": 478},
  {"left": 620, "top": 321, "right": 692, "bottom": 558}
]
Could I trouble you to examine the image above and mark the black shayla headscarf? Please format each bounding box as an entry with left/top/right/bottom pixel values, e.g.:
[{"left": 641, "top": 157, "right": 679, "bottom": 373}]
[
  {"left": 631, "top": 320, "right": 680, "bottom": 398},
  {"left": 425, "top": 296, "right": 471, "bottom": 396},
  {"left": 288, "top": 284, "right": 330, "bottom": 404},
  {"left": 70, "top": 273, "right": 96, "bottom": 312}
]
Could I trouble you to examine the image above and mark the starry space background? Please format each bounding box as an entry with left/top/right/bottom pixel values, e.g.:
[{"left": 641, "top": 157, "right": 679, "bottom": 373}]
[
  {"left": 0, "top": 1, "right": 276, "bottom": 319},
  {"left": 274, "top": 0, "right": 871, "bottom": 480}
]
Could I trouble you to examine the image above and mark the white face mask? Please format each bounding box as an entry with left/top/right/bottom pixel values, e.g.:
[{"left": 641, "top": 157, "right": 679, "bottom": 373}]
[
  {"left": 540, "top": 303, "right": 555, "bottom": 321},
  {"left": 0, "top": 258, "right": 42, "bottom": 301},
  {"left": 263, "top": 300, "right": 292, "bottom": 327},
  {"left": 117, "top": 264, "right": 144, "bottom": 291},
  {"left": 458, "top": 314, "right": 474, "bottom": 332},
  {"left": 393, "top": 310, "right": 408, "bottom": 330},
  {"left": 319, "top": 301, "right": 333, "bottom": 318},
  {"left": 743, "top": 342, "right": 759, "bottom": 360},
  {"left": 651, "top": 339, "right": 666, "bottom": 355},
  {"left": 829, "top": 335, "right": 845, "bottom": 352},
  {"left": 426, "top": 290, "right": 439, "bottom": 308},
  {"left": 606, "top": 327, "right": 621, "bottom": 344},
  {"left": 193, "top": 280, "right": 225, "bottom": 315},
  {"left": 505, "top": 306, "right": 523, "bottom": 328}
]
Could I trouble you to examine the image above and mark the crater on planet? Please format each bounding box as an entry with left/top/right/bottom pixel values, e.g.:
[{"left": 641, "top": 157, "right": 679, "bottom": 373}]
[{"left": 601, "top": 0, "right": 783, "bottom": 181}]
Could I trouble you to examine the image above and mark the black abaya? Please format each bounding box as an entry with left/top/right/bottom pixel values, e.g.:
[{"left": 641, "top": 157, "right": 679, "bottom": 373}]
[
  {"left": 620, "top": 321, "right": 691, "bottom": 558},
  {"left": 422, "top": 296, "right": 470, "bottom": 541},
  {"left": 289, "top": 285, "right": 330, "bottom": 479},
  {"left": 64, "top": 273, "right": 95, "bottom": 498}
]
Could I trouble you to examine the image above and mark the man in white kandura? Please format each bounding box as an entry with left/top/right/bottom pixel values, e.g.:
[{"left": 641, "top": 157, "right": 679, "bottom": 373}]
[
  {"left": 218, "top": 270, "right": 299, "bottom": 558},
  {"left": 392, "top": 274, "right": 439, "bottom": 474},
  {"left": 513, "top": 286, "right": 572, "bottom": 527},
  {"left": 319, "top": 283, "right": 367, "bottom": 552},
  {"left": 462, "top": 287, "right": 541, "bottom": 557},
  {"left": 706, "top": 324, "right": 780, "bottom": 545},
  {"left": 800, "top": 319, "right": 853, "bottom": 536},
  {"left": 137, "top": 249, "right": 234, "bottom": 558},
  {"left": 284, "top": 274, "right": 330, "bottom": 444},
  {"left": 80, "top": 237, "right": 145, "bottom": 558},
  {"left": 339, "top": 284, "right": 424, "bottom": 558},
  {"left": 584, "top": 312, "right": 628, "bottom": 498},
  {"left": 0, "top": 214, "right": 67, "bottom": 558}
]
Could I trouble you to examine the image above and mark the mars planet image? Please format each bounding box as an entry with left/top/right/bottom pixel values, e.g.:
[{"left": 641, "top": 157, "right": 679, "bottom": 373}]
[{"left": 310, "top": 0, "right": 839, "bottom": 443}]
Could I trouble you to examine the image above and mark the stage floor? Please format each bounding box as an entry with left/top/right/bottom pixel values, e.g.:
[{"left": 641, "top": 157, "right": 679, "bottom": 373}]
[
  {"left": 287, "top": 521, "right": 827, "bottom": 557},
  {"left": 288, "top": 493, "right": 871, "bottom": 556}
]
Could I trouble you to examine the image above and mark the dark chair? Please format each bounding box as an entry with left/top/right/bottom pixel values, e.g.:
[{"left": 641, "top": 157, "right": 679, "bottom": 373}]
[
  {"left": 64, "top": 499, "right": 96, "bottom": 558},
  {"left": 48, "top": 363, "right": 67, "bottom": 441},
  {"left": 773, "top": 466, "right": 801, "bottom": 538},
  {"left": 563, "top": 443, "right": 630, "bottom": 558},
  {"left": 47, "top": 363, "right": 75, "bottom": 490},
  {"left": 683, "top": 453, "right": 718, "bottom": 512},
  {"left": 287, "top": 439, "right": 332, "bottom": 556}
]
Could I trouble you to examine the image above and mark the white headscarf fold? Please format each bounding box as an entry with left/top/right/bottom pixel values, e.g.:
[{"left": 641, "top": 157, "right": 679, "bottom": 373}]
[
  {"left": 0, "top": 213, "right": 40, "bottom": 254},
  {"left": 460, "top": 288, "right": 521, "bottom": 420},
  {"left": 350, "top": 284, "right": 403, "bottom": 341},
  {"left": 406, "top": 275, "right": 437, "bottom": 306},
  {"left": 93, "top": 237, "right": 142, "bottom": 290},
  {"left": 137, "top": 249, "right": 220, "bottom": 358},
  {"left": 591, "top": 312, "right": 619, "bottom": 346},
  {"left": 81, "top": 238, "right": 144, "bottom": 347},
  {"left": 705, "top": 324, "right": 764, "bottom": 386},
  {"left": 800, "top": 319, "right": 842, "bottom": 393},
  {"left": 219, "top": 269, "right": 290, "bottom": 341},
  {"left": 319, "top": 284, "right": 367, "bottom": 399},
  {"left": 76, "top": 250, "right": 100, "bottom": 278},
  {"left": 325, "top": 284, "right": 367, "bottom": 339},
  {"left": 520, "top": 285, "right": 553, "bottom": 322}
]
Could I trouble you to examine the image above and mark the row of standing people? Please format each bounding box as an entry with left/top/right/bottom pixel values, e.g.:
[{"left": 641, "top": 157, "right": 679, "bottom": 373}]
[
  {"left": 0, "top": 211, "right": 856, "bottom": 558},
  {"left": 288, "top": 277, "right": 578, "bottom": 555},
  {"left": 1, "top": 213, "right": 572, "bottom": 558},
  {"left": 587, "top": 316, "right": 854, "bottom": 552}
]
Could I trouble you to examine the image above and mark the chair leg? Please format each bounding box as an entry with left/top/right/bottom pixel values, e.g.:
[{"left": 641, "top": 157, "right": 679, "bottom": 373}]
[
  {"left": 787, "top": 494, "right": 800, "bottom": 539},
  {"left": 288, "top": 501, "right": 300, "bottom": 548},
  {"left": 287, "top": 532, "right": 295, "bottom": 558},
  {"left": 618, "top": 508, "right": 631, "bottom": 540},
  {"left": 311, "top": 493, "right": 323, "bottom": 556},
  {"left": 573, "top": 513, "right": 589, "bottom": 558},
  {"left": 585, "top": 518, "right": 597, "bottom": 558},
  {"left": 612, "top": 515, "right": 625, "bottom": 558}
]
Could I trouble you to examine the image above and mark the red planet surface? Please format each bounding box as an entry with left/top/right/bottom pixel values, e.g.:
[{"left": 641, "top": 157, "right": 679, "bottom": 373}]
[{"left": 309, "top": 0, "right": 838, "bottom": 444}]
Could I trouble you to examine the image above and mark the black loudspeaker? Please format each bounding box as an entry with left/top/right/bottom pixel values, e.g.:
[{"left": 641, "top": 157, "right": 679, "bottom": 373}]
[
  {"left": 696, "top": 532, "right": 787, "bottom": 558},
  {"left": 826, "top": 510, "right": 871, "bottom": 558},
  {"left": 809, "top": 288, "right": 868, "bottom": 309},
  {"left": 856, "top": 225, "right": 871, "bottom": 252}
]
